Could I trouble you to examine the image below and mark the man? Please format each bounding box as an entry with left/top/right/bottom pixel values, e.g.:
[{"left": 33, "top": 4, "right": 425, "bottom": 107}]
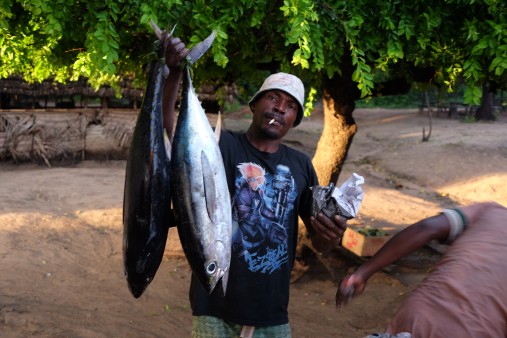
[
  {"left": 163, "top": 36, "right": 347, "bottom": 337},
  {"left": 336, "top": 201, "right": 507, "bottom": 338}
]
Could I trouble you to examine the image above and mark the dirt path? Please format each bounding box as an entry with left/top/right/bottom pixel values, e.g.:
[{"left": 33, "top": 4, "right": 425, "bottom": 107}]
[{"left": 1, "top": 107, "right": 506, "bottom": 337}]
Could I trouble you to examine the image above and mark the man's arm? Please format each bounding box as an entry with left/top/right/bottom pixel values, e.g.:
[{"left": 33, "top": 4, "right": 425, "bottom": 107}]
[
  {"left": 162, "top": 37, "right": 188, "bottom": 138},
  {"left": 336, "top": 213, "right": 451, "bottom": 307},
  {"left": 162, "top": 36, "right": 188, "bottom": 229}
]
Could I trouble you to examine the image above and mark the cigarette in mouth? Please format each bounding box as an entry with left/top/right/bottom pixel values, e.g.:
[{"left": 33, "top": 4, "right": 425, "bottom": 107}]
[{"left": 269, "top": 119, "right": 275, "bottom": 125}]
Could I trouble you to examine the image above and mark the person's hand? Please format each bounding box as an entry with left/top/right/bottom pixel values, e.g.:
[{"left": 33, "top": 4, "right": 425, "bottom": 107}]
[
  {"left": 164, "top": 36, "right": 189, "bottom": 71},
  {"left": 310, "top": 212, "right": 347, "bottom": 243},
  {"left": 336, "top": 273, "right": 366, "bottom": 309}
]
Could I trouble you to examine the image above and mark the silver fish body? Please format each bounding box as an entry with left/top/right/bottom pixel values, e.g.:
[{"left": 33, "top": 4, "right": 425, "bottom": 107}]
[
  {"left": 122, "top": 40, "right": 171, "bottom": 299},
  {"left": 171, "top": 67, "right": 231, "bottom": 295}
]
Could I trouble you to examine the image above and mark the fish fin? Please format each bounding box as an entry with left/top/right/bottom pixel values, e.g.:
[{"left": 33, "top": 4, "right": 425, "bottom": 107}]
[
  {"left": 164, "top": 130, "right": 172, "bottom": 161},
  {"left": 200, "top": 151, "right": 217, "bottom": 223},
  {"left": 221, "top": 269, "right": 229, "bottom": 295},
  {"left": 214, "top": 111, "right": 222, "bottom": 143}
]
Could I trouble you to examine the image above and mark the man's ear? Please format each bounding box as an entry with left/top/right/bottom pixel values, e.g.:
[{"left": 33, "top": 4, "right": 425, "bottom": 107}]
[{"left": 249, "top": 102, "right": 255, "bottom": 112}]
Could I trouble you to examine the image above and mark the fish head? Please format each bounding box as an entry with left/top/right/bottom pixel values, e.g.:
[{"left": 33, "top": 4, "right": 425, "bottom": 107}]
[{"left": 204, "top": 238, "right": 231, "bottom": 295}]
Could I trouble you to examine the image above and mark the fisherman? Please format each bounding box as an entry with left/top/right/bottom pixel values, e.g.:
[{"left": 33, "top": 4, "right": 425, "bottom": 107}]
[
  {"left": 163, "top": 36, "right": 347, "bottom": 337},
  {"left": 336, "top": 201, "right": 507, "bottom": 338}
]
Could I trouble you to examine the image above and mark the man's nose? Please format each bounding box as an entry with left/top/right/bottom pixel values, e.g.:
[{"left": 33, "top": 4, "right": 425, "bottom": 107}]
[{"left": 274, "top": 99, "right": 289, "bottom": 114}]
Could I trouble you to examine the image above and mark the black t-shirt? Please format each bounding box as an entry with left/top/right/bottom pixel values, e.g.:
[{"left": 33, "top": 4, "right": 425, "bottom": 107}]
[{"left": 189, "top": 130, "right": 318, "bottom": 326}]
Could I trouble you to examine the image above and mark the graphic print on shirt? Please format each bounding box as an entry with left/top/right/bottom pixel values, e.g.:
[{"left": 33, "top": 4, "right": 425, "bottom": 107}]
[{"left": 231, "top": 162, "right": 297, "bottom": 273}]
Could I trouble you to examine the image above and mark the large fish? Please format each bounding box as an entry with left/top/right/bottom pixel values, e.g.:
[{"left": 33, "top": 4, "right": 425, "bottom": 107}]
[
  {"left": 170, "top": 31, "right": 232, "bottom": 295},
  {"left": 122, "top": 24, "right": 172, "bottom": 299}
]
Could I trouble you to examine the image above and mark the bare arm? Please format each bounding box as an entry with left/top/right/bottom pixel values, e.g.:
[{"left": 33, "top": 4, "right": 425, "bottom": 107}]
[
  {"left": 336, "top": 213, "right": 451, "bottom": 307},
  {"left": 162, "top": 37, "right": 189, "bottom": 139},
  {"left": 163, "top": 36, "right": 188, "bottom": 229}
]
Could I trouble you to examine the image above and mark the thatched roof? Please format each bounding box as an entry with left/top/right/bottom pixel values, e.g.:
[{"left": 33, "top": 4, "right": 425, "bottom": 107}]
[
  {"left": 0, "top": 76, "right": 238, "bottom": 100},
  {"left": 0, "top": 76, "right": 144, "bottom": 99}
]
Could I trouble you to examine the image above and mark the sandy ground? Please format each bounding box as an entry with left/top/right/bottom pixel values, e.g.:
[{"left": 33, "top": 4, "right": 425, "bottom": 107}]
[{"left": 1, "top": 106, "right": 506, "bottom": 337}]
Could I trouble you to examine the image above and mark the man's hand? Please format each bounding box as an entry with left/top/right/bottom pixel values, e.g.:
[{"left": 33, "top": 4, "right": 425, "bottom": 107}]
[
  {"left": 308, "top": 213, "right": 347, "bottom": 253},
  {"left": 164, "top": 37, "right": 189, "bottom": 71},
  {"left": 336, "top": 273, "right": 366, "bottom": 309},
  {"left": 162, "top": 35, "right": 188, "bottom": 137},
  {"left": 310, "top": 212, "right": 347, "bottom": 242}
]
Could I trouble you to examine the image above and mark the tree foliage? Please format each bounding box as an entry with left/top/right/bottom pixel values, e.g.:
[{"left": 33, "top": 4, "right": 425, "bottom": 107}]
[
  {"left": 2, "top": 1, "right": 505, "bottom": 255},
  {"left": 1, "top": 0, "right": 506, "bottom": 105}
]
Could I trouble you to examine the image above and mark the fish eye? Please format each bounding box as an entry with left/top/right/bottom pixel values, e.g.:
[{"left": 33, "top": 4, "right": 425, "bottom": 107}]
[{"left": 206, "top": 261, "right": 217, "bottom": 275}]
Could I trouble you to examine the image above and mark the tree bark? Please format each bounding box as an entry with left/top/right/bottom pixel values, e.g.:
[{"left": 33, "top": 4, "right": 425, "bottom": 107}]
[
  {"left": 475, "top": 82, "right": 497, "bottom": 121},
  {"left": 312, "top": 89, "right": 357, "bottom": 185},
  {"left": 295, "top": 69, "right": 359, "bottom": 262},
  {"left": 312, "top": 50, "right": 359, "bottom": 186}
]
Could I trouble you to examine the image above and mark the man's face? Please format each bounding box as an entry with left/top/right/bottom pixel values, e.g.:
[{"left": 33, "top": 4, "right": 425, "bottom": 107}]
[{"left": 250, "top": 90, "right": 299, "bottom": 140}]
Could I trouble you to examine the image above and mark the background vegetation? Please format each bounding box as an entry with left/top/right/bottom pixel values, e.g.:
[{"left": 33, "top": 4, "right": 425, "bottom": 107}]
[{"left": 2, "top": 0, "right": 506, "bottom": 184}]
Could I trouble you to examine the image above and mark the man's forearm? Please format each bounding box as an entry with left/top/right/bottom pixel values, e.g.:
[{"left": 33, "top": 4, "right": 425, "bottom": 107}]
[
  {"left": 355, "top": 215, "right": 449, "bottom": 281},
  {"left": 162, "top": 70, "right": 183, "bottom": 138}
]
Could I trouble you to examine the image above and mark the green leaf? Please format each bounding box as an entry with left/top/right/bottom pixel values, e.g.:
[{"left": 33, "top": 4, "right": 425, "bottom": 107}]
[{"left": 109, "top": 39, "right": 119, "bottom": 49}]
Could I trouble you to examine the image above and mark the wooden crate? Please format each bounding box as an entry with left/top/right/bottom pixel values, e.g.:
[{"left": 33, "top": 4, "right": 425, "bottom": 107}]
[{"left": 341, "top": 227, "right": 391, "bottom": 257}]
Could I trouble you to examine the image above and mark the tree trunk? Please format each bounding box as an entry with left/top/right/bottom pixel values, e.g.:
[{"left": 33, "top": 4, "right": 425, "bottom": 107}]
[
  {"left": 312, "top": 89, "right": 357, "bottom": 185},
  {"left": 312, "top": 56, "right": 359, "bottom": 185},
  {"left": 296, "top": 72, "right": 358, "bottom": 262},
  {"left": 475, "top": 82, "right": 496, "bottom": 121}
]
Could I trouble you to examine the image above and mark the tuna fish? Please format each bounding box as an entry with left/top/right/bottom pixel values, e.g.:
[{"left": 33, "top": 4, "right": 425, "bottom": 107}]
[
  {"left": 122, "top": 25, "right": 171, "bottom": 299},
  {"left": 170, "top": 32, "right": 232, "bottom": 295}
]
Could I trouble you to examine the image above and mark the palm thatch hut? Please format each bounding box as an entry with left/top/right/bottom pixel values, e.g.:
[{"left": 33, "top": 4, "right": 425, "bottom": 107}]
[
  {"left": 0, "top": 76, "right": 238, "bottom": 166},
  {"left": 0, "top": 76, "right": 143, "bottom": 165}
]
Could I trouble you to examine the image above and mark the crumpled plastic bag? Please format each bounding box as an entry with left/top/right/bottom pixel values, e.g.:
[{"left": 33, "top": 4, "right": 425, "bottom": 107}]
[{"left": 311, "top": 173, "right": 365, "bottom": 219}]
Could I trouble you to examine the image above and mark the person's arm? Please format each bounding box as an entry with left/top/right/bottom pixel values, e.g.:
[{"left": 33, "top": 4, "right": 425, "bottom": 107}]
[
  {"left": 162, "top": 36, "right": 188, "bottom": 229},
  {"left": 302, "top": 213, "right": 347, "bottom": 254},
  {"left": 162, "top": 36, "right": 189, "bottom": 139},
  {"left": 336, "top": 213, "right": 451, "bottom": 307}
]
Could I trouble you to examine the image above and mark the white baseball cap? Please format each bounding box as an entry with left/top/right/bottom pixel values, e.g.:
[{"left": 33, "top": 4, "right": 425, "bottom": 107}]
[{"left": 248, "top": 72, "right": 305, "bottom": 127}]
